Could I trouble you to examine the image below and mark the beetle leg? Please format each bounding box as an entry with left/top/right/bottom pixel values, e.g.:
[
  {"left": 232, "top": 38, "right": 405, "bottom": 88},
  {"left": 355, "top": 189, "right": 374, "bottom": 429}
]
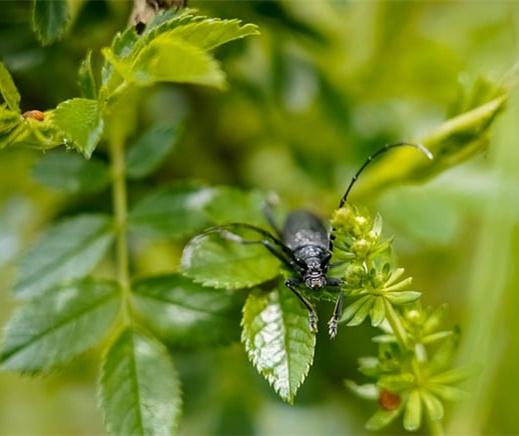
[
  {"left": 285, "top": 278, "right": 318, "bottom": 333},
  {"left": 328, "top": 289, "right": 344, "bottom": 338}
]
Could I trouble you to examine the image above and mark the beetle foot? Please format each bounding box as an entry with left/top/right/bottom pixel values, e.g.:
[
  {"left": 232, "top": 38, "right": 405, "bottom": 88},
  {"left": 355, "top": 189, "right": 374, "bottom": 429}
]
[
  {"left": 309, "top": 313, "right": 318, "bottom": 334},
  {"left": 328, "top": 316, "right": 338, "bottom": 338}
]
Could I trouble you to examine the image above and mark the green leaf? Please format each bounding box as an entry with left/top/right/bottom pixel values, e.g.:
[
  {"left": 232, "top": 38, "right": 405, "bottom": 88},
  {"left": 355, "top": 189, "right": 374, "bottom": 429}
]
[
  {"left": 52, "top": 98, "right": 104, "bottom": 158},
  {"left": 78, "top": 51, "right": 97, "bottom": 99},
  {"left": 384, "top": 290, "right": 421, "bottom": 305},
  {"left": 1, "top": 279, "right": 120, "bottom": 373},
  {"left": 370, "top": 295, "right": 386, "bottom": 327},
  {"left": 0, "top": 61, "right": 21, "bottom": 112},
  {"left": 203, "top": 186, "right": 270, "bottom": 227},
  {"left": 32, "top": 0, "right": 69, "bottom": 46},
  {"left": 378, "top": 373, "right": 415, "bottom": 392},
  {"left": 128, "top": 182, "right": 214, "bottom": 239},
  {"left": 131, "top": 38, "right": 226, "bottom": 88},
  {"left": 347, "top": 296, "right": 373, "bottom": 326},
  {"left": 181, "top": 230, "right": 280, "bottom": 289},
  {"left": 353, "top": 94, "right": 507, "bottom": 201},
  {"left": 126, "top": 124, "right": 178, "bottom": 179},
  {"left": 339, "top": 295, "right": 370, "bottom": 324},
  {"left": 99, "top": 328, "right": 182, "bottom": 436},
  {"left": 155, "top": 18, "right": 259, "bottom": 51},
  {"left": 421, "top": 390, "right": 444, "bottom": 422},
  {"left": 241, "top": 286, "right": 315, "bottom": 404},
  {"left": 365, "top": 408, "right": 402, "bottom": 431},
  {"left": 428, "top": 384, "right": 469, "bottom": 402},
  {"left": 32, "top": 151, "right": 110, "bottom": 194},
  {"left": 131, "top": 274, "right": 242, "bottom": 346},
  {"left": 14, "top": 214, "right": 114, "bottom": 299},
  {"left": 429, "top": 365, "right": 476, "bottom": 385},
  {"left": 403, "top": 389, "right": 422, "bottom": 431}
]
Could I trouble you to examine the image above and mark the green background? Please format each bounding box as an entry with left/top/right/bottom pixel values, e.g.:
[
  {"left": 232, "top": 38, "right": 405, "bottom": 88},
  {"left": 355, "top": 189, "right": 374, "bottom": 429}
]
[{"left": 1, "top": 1, "right": 518, "bottom": 434}]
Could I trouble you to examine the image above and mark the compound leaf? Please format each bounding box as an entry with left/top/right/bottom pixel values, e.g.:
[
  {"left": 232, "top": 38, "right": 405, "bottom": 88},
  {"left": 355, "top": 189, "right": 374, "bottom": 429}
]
[
  {"left": 32, "top": 0, "right": 69, "bottom": 46},
  {"left": 0, "top": 61, "right": 21, "bottom": 112},
  {"left": 181, "top": 230, "right": 280, "bottom": 289},
  {"left": 14, "top": 214, "right": 114, "bottom": 299},
  {"left": 128, "top": 182, "right": 214, "bottom": 238},
  {"left": 99, "top": 328, "right": 182, "bottom": 436},
  {"left": 1, "top": 279, "right": 120, "bottom": 373},
  {"left": 241, "top": 286, "right": 315, "bottom": 404},
  {"left": 52, "top": 98, "right": 104, "bottom": 158},
  {"left": 131, "top": 274, "right": 242, "bottom": 346},
  {"left": 32, "top": 151, "right": 110, "bottom": 193},
  {"left": 126, "top": 124, "right": 178, "bottom": 180}
]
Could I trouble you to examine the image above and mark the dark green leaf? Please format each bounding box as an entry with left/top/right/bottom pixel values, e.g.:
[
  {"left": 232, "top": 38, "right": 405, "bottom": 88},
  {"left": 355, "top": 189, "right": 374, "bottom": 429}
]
[
  {"left": 78, "top": 51, "right": 97, "bottom": 99},
  {"left": 0, "top": 61, "right": 21, "bottom": 112},
  {"left": 131, "top": 38, "right": 226, "bottom": 88},
  {"left": 52, "top": 98, "right": 104, "bottom": 158},
  {"left": 128, "top": 182, "right": 214, "bottom": 238},
  {"left": 14, "top": 214, "right": 114, "bottom": 299},
  {"left": 32, "top": 151, "right": 110, "bottom": 194},
  {"left": 126, "top": 125, "right": 178, "bottom": 179},
  {"left": 181, "top": 230, "right": 280, "bottom": 289},
  {"left": 1, "top": 279, "right": 120, "bottom": 373},
  {"left": 99, "top": 328, "right": 182, "bottom": 436},
  {"left": 32, "top": 0, "right": 69, "bottom": 46},
  {"left": 131, "top": 274, "right": 242, "bottom": 346},
  {"left": 241, "top": 286, "right": 315, "bottom": 404}
]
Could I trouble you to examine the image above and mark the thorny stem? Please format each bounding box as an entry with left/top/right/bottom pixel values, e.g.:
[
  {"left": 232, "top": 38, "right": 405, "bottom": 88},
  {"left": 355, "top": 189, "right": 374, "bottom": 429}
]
[{"left": 109, "top": 128, "right": 132, "bottom": 325}]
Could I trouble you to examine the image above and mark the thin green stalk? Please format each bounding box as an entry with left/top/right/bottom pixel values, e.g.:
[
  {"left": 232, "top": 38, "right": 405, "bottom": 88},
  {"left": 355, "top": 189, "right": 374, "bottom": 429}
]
[
  {"left": 109, "top": 129, "right": 132, "bottom": 325},
  {"left": 383, "top": 298, "right": 409, "bottom": 351}
]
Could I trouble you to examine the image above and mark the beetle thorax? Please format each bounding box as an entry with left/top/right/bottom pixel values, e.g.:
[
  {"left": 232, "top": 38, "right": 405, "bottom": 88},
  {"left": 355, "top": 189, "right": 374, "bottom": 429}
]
[{"left": 295, "top": 246, "right": 329, "bottom": 290}]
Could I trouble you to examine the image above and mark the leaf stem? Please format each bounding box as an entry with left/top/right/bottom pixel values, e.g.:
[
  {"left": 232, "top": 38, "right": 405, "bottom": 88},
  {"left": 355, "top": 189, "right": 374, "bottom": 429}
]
[
  {"left": 109, "top": 127, "right": 132, "bottom": 325},
  {"left": 383, "top": 298, "right": 409, "bottom": 351}
]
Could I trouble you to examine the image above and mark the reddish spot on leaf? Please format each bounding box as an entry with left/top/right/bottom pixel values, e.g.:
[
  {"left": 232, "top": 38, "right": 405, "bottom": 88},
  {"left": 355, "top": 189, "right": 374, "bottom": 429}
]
[
  {"left": 378, "top": 389, "right": 401, "bottom": 411},
  {"left": 23, "top": 110, "right": 45, "bottom": 121}
]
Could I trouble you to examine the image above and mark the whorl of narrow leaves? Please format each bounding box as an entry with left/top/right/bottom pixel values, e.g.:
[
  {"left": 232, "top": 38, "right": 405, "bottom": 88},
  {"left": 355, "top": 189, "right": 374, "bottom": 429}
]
[
  {"left": 99, "top": 328, "right": 182, "bottom": 436},
  {"left": 241, "top": 286, "right": 316, "bottom": 404},
  {"left": 1, "top": 280, "right": 120, "bottom": 373},
  {"left": 13, "top": 214, "right": 114, "bottom": 299}
]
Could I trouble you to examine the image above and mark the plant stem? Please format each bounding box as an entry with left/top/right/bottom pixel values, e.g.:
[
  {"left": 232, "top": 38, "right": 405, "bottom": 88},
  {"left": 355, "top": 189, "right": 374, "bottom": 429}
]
[
  {"left": 109, "top": 128, "right": 132, "bottom": 325},
  {"left": 383, "top": 298, "right": 409, "bottom": 351}
]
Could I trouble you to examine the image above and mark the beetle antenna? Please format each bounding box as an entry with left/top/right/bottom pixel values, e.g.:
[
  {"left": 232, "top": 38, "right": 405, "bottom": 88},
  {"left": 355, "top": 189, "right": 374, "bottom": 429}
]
[{"left": 338, "top": 142, "right": 433, "bottom": 208}]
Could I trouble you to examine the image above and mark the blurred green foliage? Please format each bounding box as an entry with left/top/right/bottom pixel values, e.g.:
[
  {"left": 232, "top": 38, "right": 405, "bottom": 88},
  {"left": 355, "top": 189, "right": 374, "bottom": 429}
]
[{"left": 1, "top": 1, "right": 519, "bottom": 435}]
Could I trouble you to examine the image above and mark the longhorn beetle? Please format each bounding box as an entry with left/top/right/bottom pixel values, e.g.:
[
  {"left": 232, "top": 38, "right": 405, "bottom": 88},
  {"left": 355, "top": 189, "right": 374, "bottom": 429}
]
[{"left": 209, "top": 142, "right": 433, "bottom": 338}]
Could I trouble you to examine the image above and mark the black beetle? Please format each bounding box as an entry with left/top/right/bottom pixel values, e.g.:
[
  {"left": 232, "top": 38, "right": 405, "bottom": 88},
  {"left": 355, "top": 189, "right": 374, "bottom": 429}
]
[{"left": 207, "top": 142, "right": 432, "bottom": 337}]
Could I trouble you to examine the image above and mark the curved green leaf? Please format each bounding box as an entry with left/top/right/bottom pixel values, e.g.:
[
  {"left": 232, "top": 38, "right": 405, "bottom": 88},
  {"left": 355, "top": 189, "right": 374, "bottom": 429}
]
[
  {"left": 32, "top": 151, "right": 110, "bottom": 194},
  {"left": 421, "top": 390, "right": 444, "bottom": 422},
  {"left": 99, "top": 328, "right": 182, "bottom": 436},
  {"left": 241, "top": 286, "right": 315, "bottom": 404},
  {"left": 32, "top": 0, "right": 69, "bottom": 46},
  {"left": 128, "top": 182, "right": 214, "bottom": 238},
  {"left": 14, "top": 214, "right": 114, "bottom": 299},
  {"left": 131, "top": 274, "right": 242, "bottom": 346},
  {"left": 182, "top": 231, "right": 280, "bottom": 289},
  {"left": 1, "top": 279, "right": 120, "bottom": 373},
  {"left": 365, "top": 408, "right": 402, "bottom": 431},
  {"left": 0, "top": 61, "right": 21, "bottom": 112},
  {"left": 52, "top": 98, "right": 104, "bottom": 158}
]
